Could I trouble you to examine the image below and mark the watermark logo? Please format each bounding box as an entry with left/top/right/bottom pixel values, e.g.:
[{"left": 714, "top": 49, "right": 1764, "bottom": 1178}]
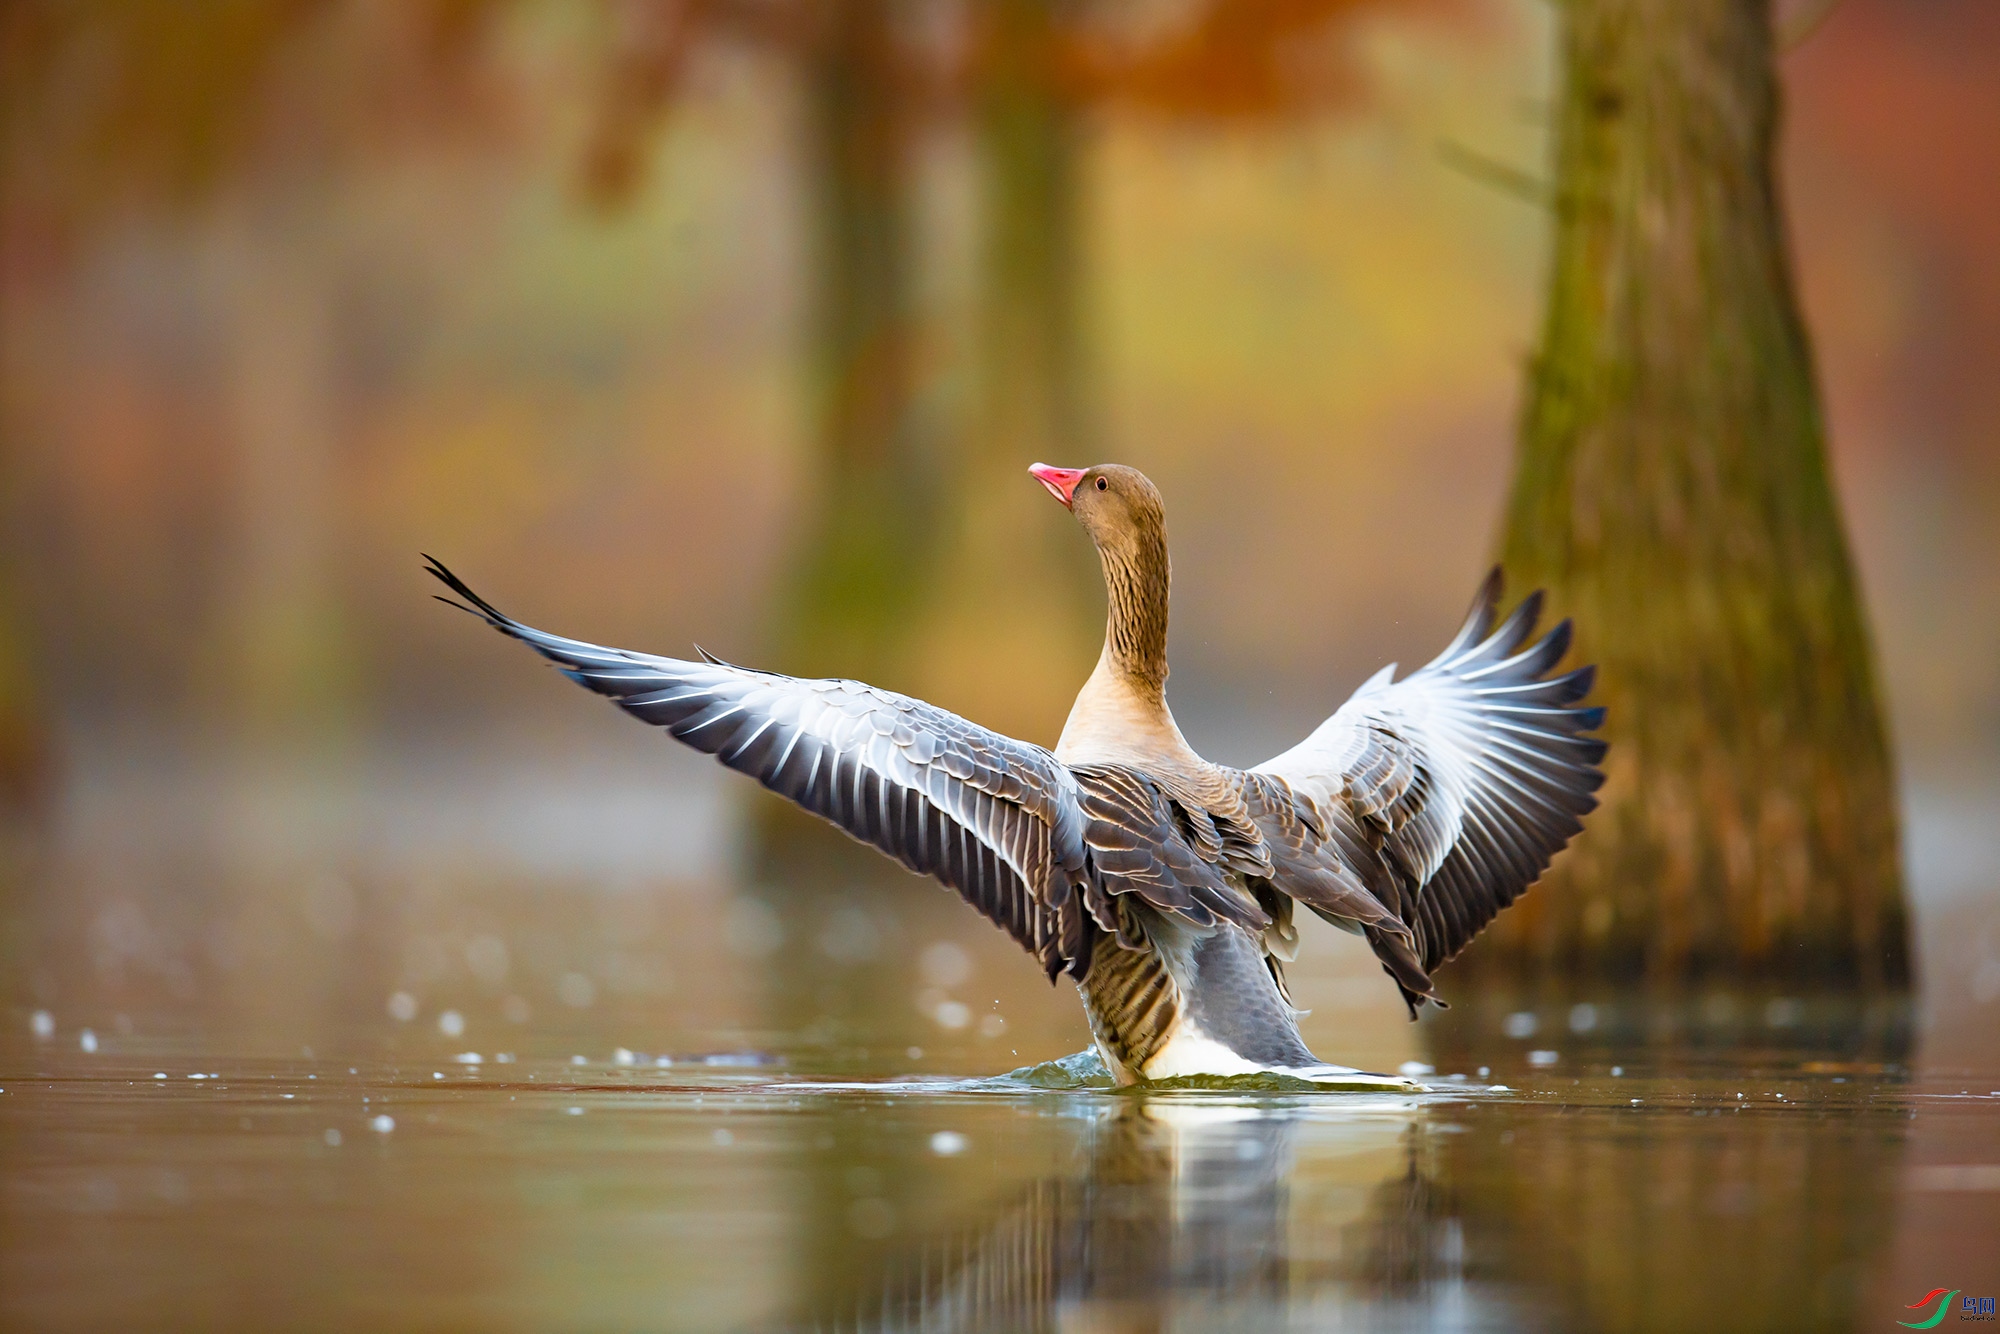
[
  {"left": 1900, "top": 1290, "right": 1960, "bottom": 1329},
  {"left": 1900, "top": 1289, "right": 1995, "bottom": 1327}
]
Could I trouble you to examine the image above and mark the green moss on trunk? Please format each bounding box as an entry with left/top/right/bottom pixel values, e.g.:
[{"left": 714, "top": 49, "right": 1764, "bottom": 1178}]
[{"left": 1485, "top": 0, "right": 1908, "bottom": 987}]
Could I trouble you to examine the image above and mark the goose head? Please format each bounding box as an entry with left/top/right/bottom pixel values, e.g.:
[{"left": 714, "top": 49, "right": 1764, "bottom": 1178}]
[{"left": 1030, "top": 463, "right": 1167, "bottom": 567}]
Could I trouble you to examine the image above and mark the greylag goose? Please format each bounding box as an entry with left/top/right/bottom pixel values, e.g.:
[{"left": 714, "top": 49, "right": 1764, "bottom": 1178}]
[{"left": 427, "top": 463, "right": 1604, "bottom": 1083}]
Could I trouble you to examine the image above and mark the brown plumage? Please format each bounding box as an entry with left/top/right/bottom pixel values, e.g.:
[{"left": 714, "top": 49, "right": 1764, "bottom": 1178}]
[{"left": 429, "top": 462, "right": 1604, "bottom": 1083}]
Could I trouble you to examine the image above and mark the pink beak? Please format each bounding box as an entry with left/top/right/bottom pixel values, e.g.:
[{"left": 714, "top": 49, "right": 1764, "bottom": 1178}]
[{"left": 1029, "top": 463, "right": 1087, "bottom": 509}]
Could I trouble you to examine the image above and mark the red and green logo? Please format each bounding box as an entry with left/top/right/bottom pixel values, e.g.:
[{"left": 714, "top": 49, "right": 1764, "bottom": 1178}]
[{"left": 1901, "top": 1289, "right": 1961, "bottom": 1329}]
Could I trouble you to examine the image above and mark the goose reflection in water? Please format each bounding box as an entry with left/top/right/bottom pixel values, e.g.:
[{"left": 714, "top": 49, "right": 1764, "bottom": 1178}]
[{"left": 787, "top": 1098, "right": 1529, "bottom": 1333}]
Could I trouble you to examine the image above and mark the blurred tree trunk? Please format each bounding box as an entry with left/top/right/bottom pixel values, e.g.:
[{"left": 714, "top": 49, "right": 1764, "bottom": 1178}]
[
  {"left": 224, "top": 222, "right": 354, "bottom": 748},
  {"left": 974, "top": 0, "right": 1087, "bottom": 471},
  {"left": 912, "top": 0, "right": 1099, "bottom": 747},
  {"left": 1482, "top": 0, "right": 1908, "bottom": 987},
  {"left": 752, "top": 0, "right": 932, "bottom": 874},
  {"left": 0, "top": 396, "right": 51, "bottom": 820},
  {"left": 0, "top": 551, "right": 51, "bottom": 821},
  {"left": 771, "top": 0, "right": 929, "bottom": 687}
]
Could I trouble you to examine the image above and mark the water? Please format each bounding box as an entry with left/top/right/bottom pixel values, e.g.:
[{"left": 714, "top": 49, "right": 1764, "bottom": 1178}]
[
  {"left": 5, "top": 1031, "right": 1995, "bottom": 1331},
  {"left": 8, "top": 772, "right": 1997, "bottom": 1329}
]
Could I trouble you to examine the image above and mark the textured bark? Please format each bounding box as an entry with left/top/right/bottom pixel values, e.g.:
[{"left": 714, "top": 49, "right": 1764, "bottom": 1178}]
[{"left": 1481, "top": 0, "right": 1908, "bottom": 986}]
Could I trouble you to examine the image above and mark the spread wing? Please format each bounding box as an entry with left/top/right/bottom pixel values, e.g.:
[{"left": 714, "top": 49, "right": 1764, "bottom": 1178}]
[
  {"left": 427, "top": 559, "right": 1268, "bottom": 982},
  {"left": 427, "top": 558, "right": 1099, "bottom": 980},
  {"left": 1253, "top": 569, "right": 1606, "bottom": 1010}
]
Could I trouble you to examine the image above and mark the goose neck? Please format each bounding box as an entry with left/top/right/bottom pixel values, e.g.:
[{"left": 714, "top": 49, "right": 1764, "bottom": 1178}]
[{"left": 1097, "top": 534, "right": 1169, "bottom": 699}]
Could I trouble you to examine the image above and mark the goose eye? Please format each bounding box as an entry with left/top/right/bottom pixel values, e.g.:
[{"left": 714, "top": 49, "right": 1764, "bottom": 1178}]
[{"left": 1095, "top": 477, "right": 1108, "bottom": 491}]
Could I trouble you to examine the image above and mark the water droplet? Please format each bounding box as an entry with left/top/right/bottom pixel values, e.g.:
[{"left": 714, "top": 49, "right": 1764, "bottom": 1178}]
[
  {"left": 29, "top": 1010, "right": 53, "bottom": 1040},
  {"left": 370, "top": 1114, "right": 395, "bottom": 1134},
  {"left": 930, "top": 1131, "right": 967, "bottom": 1157},
  {"left": 712, "top": 1128, "right": 733, "bottom": 1146},
  {"left": 614, "top": 1048, "right": 636, "bottom": 1067},
  {"left": 1527, "top": 1050, "right": 1559, "bottom": 1066},
  {"left": 386, "top": 992, "right": 418, "bottom": 1023},
  {"left": 323, "top": 1128, "right": 343, "bottom": 1147},
  {"left": 79, "top": 1029, "right": 98, "bottom": 1054},
  {"left": 566, "top": 1106, "right": 584, "bottom": 1116},
  {"left": 933, "top": 1000, "right": 971, "bottom": 1031},
  {"left": 464, "top": 934, "right": 510, "bottom": 985},
  {"left": 1502, "top": 1012, "right": 1537, "bottom": 1039},
  {"left": 453, "top": 1052, "right": 482, "bottom": 1065},
  {"left": 557, "top": 973, "right": 596, "bottom": 1009},
  {"left": 437, "top": 1010, "right": 465, "bottom": 1038},
  {"left": 919, "top": 941, "right": 973, "bottom": 988},
  {"left": 1397, "top": 1061, "right": 1434, "bottom": 1077}
]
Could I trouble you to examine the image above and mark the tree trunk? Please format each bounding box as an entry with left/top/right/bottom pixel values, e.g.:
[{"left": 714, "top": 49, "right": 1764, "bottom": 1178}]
[
  {"left": 771, "top": 0, "right": 931, "bottom": 688},
  {"left": 907, "top": 0, "right": 1099, "bottom": 747},
  {"left": 1482, "top": 0, "right": 1908, "bottom": 988},
  {"left": 751, "top": 0, "right": 933, "bottom": 875},
  {"left": 973, "top": 0, "right": 1087, "bottom": 472}
]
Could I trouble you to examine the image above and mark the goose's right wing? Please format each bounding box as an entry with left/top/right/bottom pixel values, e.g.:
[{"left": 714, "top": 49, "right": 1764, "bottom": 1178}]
[{"left": 427, "top": 559, "right": 1101, "bottom": 979}]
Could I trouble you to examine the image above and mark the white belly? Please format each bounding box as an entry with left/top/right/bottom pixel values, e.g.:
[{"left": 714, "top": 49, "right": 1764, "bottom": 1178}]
[{"left": 1132, "top": 1025, "right": 1267, "bottom": 1080}]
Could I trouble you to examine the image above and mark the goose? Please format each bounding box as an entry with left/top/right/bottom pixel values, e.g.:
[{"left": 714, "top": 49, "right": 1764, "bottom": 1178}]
[{"left": 427, "top": 463, "right": 1604, "bottom": 1084}]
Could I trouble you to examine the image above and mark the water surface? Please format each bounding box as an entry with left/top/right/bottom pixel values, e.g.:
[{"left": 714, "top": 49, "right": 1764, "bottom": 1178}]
[{"left": 6, "top": 1027, "right": 1995, "bottom": 1331}]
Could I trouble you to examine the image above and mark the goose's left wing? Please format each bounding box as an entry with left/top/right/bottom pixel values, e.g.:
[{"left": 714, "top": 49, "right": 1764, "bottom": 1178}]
[
  {"left": 426, "top": 559, "right": 1100, "bottom": 979},
  {"left": 1253, "top": 570, "right": 1606, "bottom": 1009}
]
